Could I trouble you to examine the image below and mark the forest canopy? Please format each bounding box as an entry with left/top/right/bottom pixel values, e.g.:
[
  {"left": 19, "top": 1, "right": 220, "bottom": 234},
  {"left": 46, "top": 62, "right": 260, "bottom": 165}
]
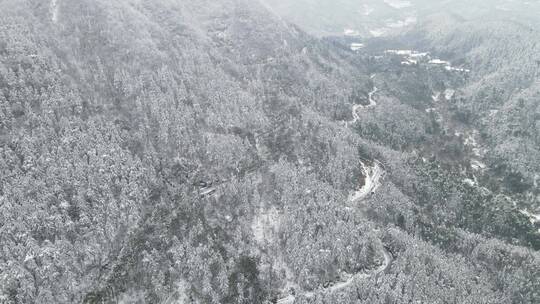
[{"left": 0, "top": 0, "right": 538, "bottom": 303}]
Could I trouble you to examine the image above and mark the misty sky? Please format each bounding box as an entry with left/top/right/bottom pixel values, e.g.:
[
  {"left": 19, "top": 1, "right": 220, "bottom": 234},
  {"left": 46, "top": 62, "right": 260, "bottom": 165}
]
[{"left": 262, "top": 0, "right": 540, "bottom": 36}]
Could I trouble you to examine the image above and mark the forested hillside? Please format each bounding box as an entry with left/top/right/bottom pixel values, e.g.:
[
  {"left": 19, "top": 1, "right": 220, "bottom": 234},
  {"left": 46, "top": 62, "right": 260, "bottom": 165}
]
[
  {"left": 396, "top": 13, "right": 540, "bottom": 215},
  {"left": 0, "top": 0, "right": 538, "bottom": 304}
]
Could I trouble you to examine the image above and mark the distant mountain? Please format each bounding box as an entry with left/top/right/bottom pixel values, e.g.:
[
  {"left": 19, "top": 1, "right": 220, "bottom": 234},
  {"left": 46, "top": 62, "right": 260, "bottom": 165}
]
[
  {"left": 261, "top": 0, "right": 419, "bottom": 37},
  {"left": 262, "top": 0, "right": 540, "bottom": 38}
]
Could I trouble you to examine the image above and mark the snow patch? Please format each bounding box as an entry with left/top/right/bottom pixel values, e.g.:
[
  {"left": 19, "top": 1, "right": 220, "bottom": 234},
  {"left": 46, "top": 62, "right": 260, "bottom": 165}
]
[
  {"left": 445, "top": 66, "right": 470, "bottom": 73},
  {"left": 464, "top": 130, "right": 488, "bottom": 158},
  {"left": 401, "top": 60, "right": 417, "bottom": 66},
  {"left": 520, "top": 209, "right": 540, "bottom": 225},
  {"left": 387, "top": 16, "right": 417, "bottom": 28},
  {"left": 369, "top": 28, "right": 387, "bottom": 37},
  {"left": 432, "top": 92, "right": 441, "bottom": 102},
  {"left": 350, "top": 43, "right": 365, "bottom": 51},
  {"left": 429, "top": 59, "right": 450, "bottom": 65},
  {"left": 489, "top": 109, "right": 499, "bottom": 117},
  {"left": 383, "top": 0, "right": 413, "bottom": 9},
  {"left": 251, "top": 207, "right": 280, "bottom": 244},
  {"left": 50, "top": 0, "right": 59, "bottom": 23},
  {"left": 444, "top": 89, "right": 455, "bottom": 100},
  {"left": 349, "top": 161, "right": 384, "bottom": 202},
  {"left": 471, "top": 159, "right": 487, "bottom": 171},
  {"left": 385, "top": 50, "right": 428, "bottom": 57},
  {"left": 23, "top": 254, "right": 34, "bottom": 263},
  {"left": 344, "top": 29, "right": 361, "bottom": 37},
  {"left": 386, "top": 49, "right": 413, "bottom": 56},
  {"left": 410, "top": 52, "right": 429, "bottom": 58},
  {"left": 463, "top": 178, "right": 476, "bottom": 187},
  {"left": 429, "top": 58, "right": 470, "bottom": 73},
  {"left": 386, "top": 50, "right": 428, "bottom": 65}
]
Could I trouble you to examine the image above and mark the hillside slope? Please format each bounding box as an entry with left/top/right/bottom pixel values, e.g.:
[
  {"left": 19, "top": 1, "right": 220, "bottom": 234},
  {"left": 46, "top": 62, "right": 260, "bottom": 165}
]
[{"left": 0, "top": 1, "right": 538, "bottom": 304}]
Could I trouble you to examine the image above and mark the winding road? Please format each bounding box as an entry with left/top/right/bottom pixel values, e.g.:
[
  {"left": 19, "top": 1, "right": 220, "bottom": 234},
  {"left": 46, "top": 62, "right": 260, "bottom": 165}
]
[
  {"left": 198, "top": 77, "right": 390, "bottom": 303},
  {"left": 276, "top": 248, "right": 391, "bottom": 304},
  {"left": 349, "top": 159, "right": 385, "bottom": 202},
  {"left": 351, "top": 83, "right": 379, "bottom": 123},
  {"left": 276, "top": 78, "right": 390, "bottom": 304},
  {"left": 276, "top": 160, "right": 389, "bottom": 303}
]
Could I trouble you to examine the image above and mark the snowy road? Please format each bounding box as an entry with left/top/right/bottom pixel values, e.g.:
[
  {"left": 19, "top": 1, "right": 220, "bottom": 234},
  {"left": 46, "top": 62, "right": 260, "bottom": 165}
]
[
  {"left": 201, "top": 75, "right": 390, "bottom": 303},
  {"left": 349, "top": 160, "right": 385, "bottom": 202},
  {"left": 351, "top": 84, "right": 378, "bottom": 123},
  {"left": 276, "top": 247, "right": 391, "bottom": 304},
  {"left": 350, "top": 79, "right": 379, "bottom": 123},
  {"left": 276, "top": 77, "right": 390, "bottom": 304}
]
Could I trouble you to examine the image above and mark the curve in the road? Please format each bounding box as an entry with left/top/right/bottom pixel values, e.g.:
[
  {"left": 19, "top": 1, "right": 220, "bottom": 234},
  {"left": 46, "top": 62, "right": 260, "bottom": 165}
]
[
  {"left": 351, "top": 83, "right": 378, "bottom": 123},
  {"left": 349, "top": 159, "right": 385, "bottom": 202},
  {"left": 276, "top": 247, "right": 391, "bottom": 304}
]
